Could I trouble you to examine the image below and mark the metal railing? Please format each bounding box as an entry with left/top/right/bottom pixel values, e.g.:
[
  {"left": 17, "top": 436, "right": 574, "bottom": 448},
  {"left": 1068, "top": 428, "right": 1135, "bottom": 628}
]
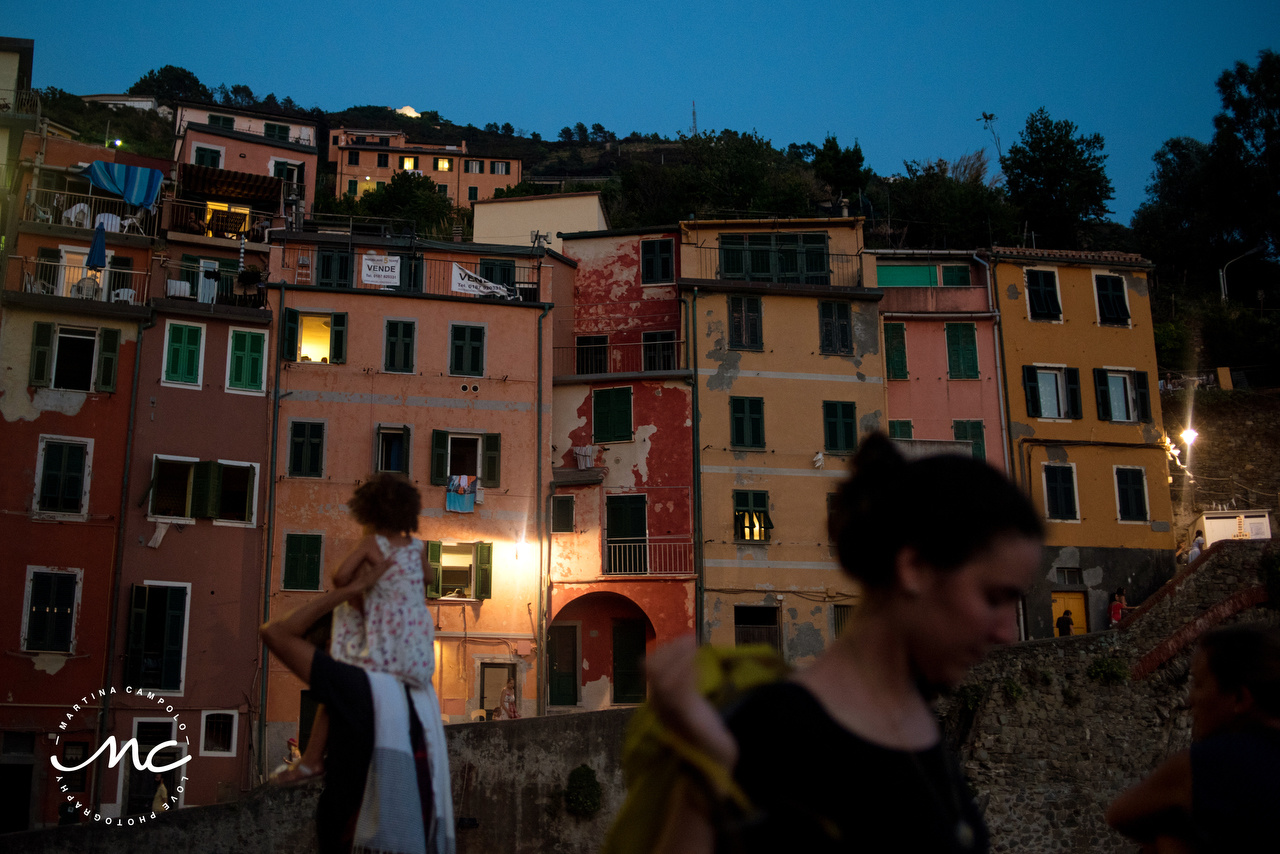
[
  {"left": 554, "top": 336, "right": 686, "bottom": 376},
  {"left": 162, "top": 262, "right": 266, "bottom": 307},
  {"left": 24, "top": 188, "right": 159, "bottom": 237},
  {"left": 18, "top": 258, "right": 150, "bottom": 306},
  {"left": 604, "top": 538, "right": 694, "bottom": 576},
  {"left": 683, "top": 246, "right": 862, "bottom": 289},
  {"left": 167, "top": 198, "right": 276, "bottom": 242},
  {"left": 183, "top": 119, "right": 315, "bottom": 148},
  {"left": 283, "top": 247, "right": 543, "bottom": 301},
  {"left": 0, "top": 88, "right": 40, "bottom": 117}
]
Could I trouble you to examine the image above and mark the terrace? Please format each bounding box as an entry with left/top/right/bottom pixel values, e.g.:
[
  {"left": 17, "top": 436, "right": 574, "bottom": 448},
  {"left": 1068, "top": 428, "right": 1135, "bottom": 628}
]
[
  {"left": 681, "top": 242, "right": 862, "bottom": 289},
  {"left": 14, "top": 256, "right": 150, "bottom": 306},
  {"left": 167, "top": 197, "right": 276, "bottom": 243},
  {"left": 23, "top": 187, "right": 159, "bottom": 237}
]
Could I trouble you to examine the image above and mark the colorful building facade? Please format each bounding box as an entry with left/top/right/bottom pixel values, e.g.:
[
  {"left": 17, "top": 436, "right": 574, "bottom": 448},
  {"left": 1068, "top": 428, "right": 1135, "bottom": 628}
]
[{"left": 332, "top": 129, "right": 521, "bottom": 205}]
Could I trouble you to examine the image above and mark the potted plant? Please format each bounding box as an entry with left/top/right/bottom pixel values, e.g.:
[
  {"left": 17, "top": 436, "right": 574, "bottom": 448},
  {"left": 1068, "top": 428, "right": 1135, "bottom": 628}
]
[{"left": 237, "top": 265, "right": 263, "bottom": 287}]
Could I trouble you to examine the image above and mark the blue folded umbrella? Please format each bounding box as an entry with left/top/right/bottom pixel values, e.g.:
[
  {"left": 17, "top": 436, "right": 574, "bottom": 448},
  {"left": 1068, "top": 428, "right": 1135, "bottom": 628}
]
[{"left": 87, "top": 223, "right": 107, "bottom": 270}]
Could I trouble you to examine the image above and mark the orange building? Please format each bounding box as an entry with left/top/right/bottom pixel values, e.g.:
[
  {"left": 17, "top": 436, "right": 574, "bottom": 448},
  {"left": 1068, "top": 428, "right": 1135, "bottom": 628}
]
[{"left": 332, "top": 128, "right": 521, "bottom": 205}]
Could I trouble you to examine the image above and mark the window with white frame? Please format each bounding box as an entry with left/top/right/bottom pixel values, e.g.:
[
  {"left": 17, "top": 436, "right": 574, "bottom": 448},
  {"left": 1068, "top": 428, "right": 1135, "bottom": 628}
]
[
  {"left": 464, "top": 159, "right": 484, "bottom": 174},
  {"left": 428, "top": 541, "right": 493, "bottom": 600},
  {"left": 35, "top": 435, "right": 93, "bottom": 517},
  {"left": 193, "top": 144, "right": 223, "bottom": 168},
  {"left": 163, "top": 320, "right": 205, "bottom": 387},
  {"left": 375, "top": 424, "right": 411, "bottom": 474},
  {"left": 22, "top": 567, "right": 81, "bottom": 653},
  {"left": 490, "top": 160, "right": 511, "bottom": 175},
  {"left": 226, "top": 329, "right": 267, "bottom": 394},
  {"left": 1092, "top": 369, "right": 1152, "bottom": 423},
  {"left": 149, "top": 456, "right": 258, "bottom": 524},
  {"left": 125, "top": 582, "right": 190, "bottom": 692},
  {"left": 1025, "top": 269, "right": 1062, "bottom": 321},
  {"left": 1043, "top": 463, "right": 1078, "bottom": 521},
  {"left": 29, "top": 322, "right": 120, "bottom": 393},
  {"left": 1022, "top": 365, "right": 1082, "bottom": 419},
  {"left": 1095, "top": 274, "right": 1131, "bottom": 326},
  {"left": 430, "top": 431, "right": 501, "bottom": 486},
  {"left": 283, "top": 310, "right": 347, "bottom": 365},
  {"left": 1115, "top": 467, "right": 1149, "bottom": 522},
  {"left": 200, "top": 711, "right": 238, "bottom": 756}
]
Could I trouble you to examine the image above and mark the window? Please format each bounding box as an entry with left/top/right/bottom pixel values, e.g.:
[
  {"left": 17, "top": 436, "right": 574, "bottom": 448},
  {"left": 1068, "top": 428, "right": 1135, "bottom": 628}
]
[
  {"left": 720, "top": 232, "right": 829, "bottom": 284},
  {"left": 272, "top": 159, "right": 302, "bottom": 185},
  {"left": 1093, "top": 369, "right": 1151, "bottom": 423},
  {"left": 1022, "top": 366, "right": 1082, "bottom": 419},
  {"left": 377, "top": 137, "right": 389, "bottom": 146},
  {"left": 642, "top": 331, "right": 677, "bottom": 371},
  {"left": 888, "top": 420, "right": 913, "bottom": 439},
  {"left": 207, "top": 114, "right": 234, "bottom": 130},
  {"left": 347, "top": 179, "right": 357, "bottom": 196},
  {"left": 35, "top": 437, "right": 91, "bottom": 516},
  {"left": 576, "top": 335, "right": 608, "bottom": 374},
  {"left": 282, "top": 533, "right": 323, "bottom": 590},
  {"left": 289, "top": 423, "right": 324, "bottom": 477},
  {"left": 149, "top": 457, "right": 257, "bottom": 523},
  {"left": 733, "top": 491, "right": 772, "bottom": 542},
  {"left": 942, "top": 265, "right": 970, "bottom": 287},
  {"left": 377, "top": 152, "right": 389, "bottom": 168},
  {"left": 593, "top": 387, "right": 633, "bottom": 443},
  {"left": 952, "top": 420, "right": 986, "bottom": 460},
  {"left": 347, "top": 150, "right": 360, "bottom": 166},
  {"left": 354, "top": 136, "right": 366, "bottom": 144},
  {"left": 194, "top": 146, "right": 221, "bottom": 168},
  {"left": 945, "top": 323, "right": 979, "bottom": 379},
  {"left": 427, "top": 541, "right": 493, "bottom": 600},
  {"left": 468, "top": 186, "right": 478, "bottom": 202},
  {"left": 464, "top": 159, "right": 483, "bottom": 174},
  {"left": 551, "top": 495, "right": 575, "bottom": 533},
  {"left": 878, "top": 265, "right": 936, "bottom": 287},
  {"left": 163, "top": 321, "right": 204, "bottom": 386},
  {"left": 640, "top": 239, "right": 674, "bottom": 284},
  {"left": 385, "top": 320, "right": 415, "bottom": 373},
  {"left": 606, "top": 494, "right": 648, "bottom": 574},
  {"left": 734, "top": 605, "right": 780, "bottom": 651},
  {"left": 375, "top": 424, "right": 410, "bottom": 474},
  {"left": 332, "top": 134, "right": 339, "bottom": 145},
  {"left": 1056, "top": 567, "right": 1083, "bottom": 585},
  {"left": 283, "top": 310, "right": 347, "bottom": 364},
  {"left": 730, "top": 396, "right": 765, "bottom": 448},
  {"left": 435, "top": 157, "right": 453, "bottom": 172},
  {"left": 823, "top": 401, "right": 857, "bottom": 453},
  {"left": 819, "top": 302, "right": 853, "bottom": 354},
  {"left": 449, "top": 324, "right": 485, "bottom": 376},
  {"left": 317, "top": 249, "right": 353, "bottom": 288},
  {"left": 1116, "top": 467, "right": 1149, "bottom": 522},
  {"left": 437, "top": 185, "right": 449, "bottom": 196},
  {"left": 1095, "top": 275, "right": 1130, "bottom": 325},
  {"left": 613, "top": 619, "right": 647, "bottom": 703},
  {"left": 61, "top": 743, "right": 88, "bottom": 791},
  {"left": 478, "top": 259, "right": 516, "bottom": 290},
  {"left": 29, "top": 322, "right": 119, "bottom": 393},
  {"left": 23, "top": 568, "right": 79, "bottom": 652},
  {"left": 227, "top": 329, "right": 266, "bottom": 393},
  {"left": 397, "top": 253, "right": 423, "bottom": 292},
  {"left": 832, "top": 604, "right": 854, "bottom": 638},
  {"left": 125, "top": 583, "right": 189, "bottom": 691},
  {"left": 490, "top": 160, "right": 510, "bottom": 175},
  {"left": 1043, "top": 464, "right": 1078, "bottom": 521},
  {"left": 430, "top": 431, "right": 501, "bottom": 487},
  {"left": 884, "top": 322, "right": 908, "bottom": 380},
  {"left": 200, "top": 712, "right": 236, "bottom": 756},
  {"left": 399, "top": 156, "right": 418, "bottom": 170},
  {"left": 1026, "top": 269, "right": 1062, "bottom": 321},
  {"left": 729, "top": 295, "right": 763, "bottom": 350},
  {"left": 263, "top": 123, "right": 290, "bottom": 142}
]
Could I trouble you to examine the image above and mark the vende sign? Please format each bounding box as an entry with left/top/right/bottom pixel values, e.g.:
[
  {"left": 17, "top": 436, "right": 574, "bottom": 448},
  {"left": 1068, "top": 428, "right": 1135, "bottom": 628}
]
[{"left": 362, "top": 254, "right": 400, "bottom": 287}]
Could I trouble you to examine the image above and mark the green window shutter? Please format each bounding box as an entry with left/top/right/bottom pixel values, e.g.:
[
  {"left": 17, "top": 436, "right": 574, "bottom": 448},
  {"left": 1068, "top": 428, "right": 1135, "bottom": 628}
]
[
  {"left": 953, "top": 420, "right": 985, "bottom": 460},
  {"left": 1065, "top": 368, "right": 1082, "bottom": 419},
  {"left": 165, "top": 325, "right": 184, "bottom": 382},
  {"left": 1093, "top": 369, "right": 1112, "bottom": 421},
  {"left": 888, "top": 420, "right": 913, "bottom": 439},
  {"left": 431, "top": 430, "right": 448, "bottom": 485},
  {"left": 884, "top": 323, "right": 907, "bottom": 380},
  {"left": 1135, "top": 372, "right": 1152, "bottom": 422},
  {"left": 481, "top": 433, "right": 501, "bottom": 487},
  {"left": 95, "top": 327, "right": 120, "bottom": 392},
  {"left": 166, "top": 324, "right": 200, "bottom": 384},
  {"left": 245, "top": 331, "right": 264, "bottom": 390},
  {"left": 1022, "top": 366, "right": 1042, "bottom": 417},
  {"left": 594, "top": 387, "right": 632, "bottom": 442},
  {"left": 475, "top": 542, "right": 493, "bottom": 600},
  {"left": 189, "top": 460, "right": 221, "bottom": 518},
  {"left": 230, "top": 331, "right": 249, "bottom": 388},
  {"left": 282, "top": 309, "right": 299, "bottom": 362},
  {"left": 1045, "top": 466, "right": 1077, "bottom": 519},
  {"left": 878, "top": 265, "right": 937, "bottom": 287},
  {"left": 329, "top": 313, "right": 348, "bottom": 364},
  {"left": 30, "top": 321, "right": 54, "bottom": 387},
  {"left": 181, "top": 326, "right": 201, "bottom": 383},
  {"left": 160, "top": 586, "right": 188, "bottom": 691},
  {"left": 823, "top": 401, "right": 856, "bottom": 452},
  {"left": 946, "top": 324, "right": 978, "bottom": 379},
  {"left": 426, "top": 540, "right": 443, "bottom": 598},
  {"left": 942, "top": 265, "right": 969, "bottom": 287},
  {"left": 284, "top": 534, "right": 323, "bottom": 589},
  {"left": 385, "top": 321, "right": 414, "bottom": 372},
  {"left": 1117, "top": 469, "right": 1147, "bottom": 521},
  {"left": 125, "top": 585, "right": 147, "bottom": 685}
]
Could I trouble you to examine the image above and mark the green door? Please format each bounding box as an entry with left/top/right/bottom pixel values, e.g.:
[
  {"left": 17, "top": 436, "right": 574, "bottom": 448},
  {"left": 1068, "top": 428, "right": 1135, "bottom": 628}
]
[
  {"left": 605, "top": 495, "right": 648, "bottom": 574},
  {"left": 548, "top": 624, "right": 578, "bottom": 706},
  {"left": 612, "top": 619, "right": 647, "bottom": 703}
]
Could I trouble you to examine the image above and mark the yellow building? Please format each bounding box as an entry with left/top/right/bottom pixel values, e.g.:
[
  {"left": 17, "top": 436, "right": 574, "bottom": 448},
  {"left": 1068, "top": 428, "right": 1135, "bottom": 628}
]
[
  {"left": 678, "top": 218, "right": 883, "bottom": 663},
  {"left": 992, "top": 247, "right": 1176, "bottom": 638}
]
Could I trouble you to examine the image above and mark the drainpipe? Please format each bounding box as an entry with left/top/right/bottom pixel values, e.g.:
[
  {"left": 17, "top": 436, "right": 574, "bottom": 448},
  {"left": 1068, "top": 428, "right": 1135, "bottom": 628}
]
[
  {"left": 972, "top": 253, "right": 1013, "bottom": 476},
  {"left": 258, "top": 281, "right": 288, "bottom": 779},
  {"left": 95, "top": 314, "right": 150, "bottom": 813},
  {"left": 683, "top": 290, "right": 706, "bottom": 644},
  {"left": 535, "top": 302, "right": 551, "bottom": 716},
  {"left": 985, "top": 257, "right": 1021, "bottom": 488}
]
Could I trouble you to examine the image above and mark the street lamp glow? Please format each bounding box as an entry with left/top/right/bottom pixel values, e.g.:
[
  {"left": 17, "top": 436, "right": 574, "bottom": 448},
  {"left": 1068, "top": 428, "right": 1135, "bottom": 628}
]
[{"left": 1180, "top": 428, "right": 1198, "bottom": 445}]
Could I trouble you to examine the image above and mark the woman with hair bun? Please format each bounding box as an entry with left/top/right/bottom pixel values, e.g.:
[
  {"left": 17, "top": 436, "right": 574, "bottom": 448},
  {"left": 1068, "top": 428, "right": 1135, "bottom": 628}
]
[{"left": 645, "top": 434, "right": 1044, "bottom": 853}]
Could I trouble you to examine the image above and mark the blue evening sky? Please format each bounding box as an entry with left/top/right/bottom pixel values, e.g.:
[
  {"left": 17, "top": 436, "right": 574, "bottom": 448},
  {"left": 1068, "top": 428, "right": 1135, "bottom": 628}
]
[{"left": 7, "top": 1, "right": 1277, "bottom": 223}]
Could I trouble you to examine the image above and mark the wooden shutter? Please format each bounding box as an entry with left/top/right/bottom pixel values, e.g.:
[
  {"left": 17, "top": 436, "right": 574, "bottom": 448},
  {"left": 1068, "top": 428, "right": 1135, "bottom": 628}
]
[
  {"left": 1135, "top": 372, "right": 1151, "bottom": 422},
  {"left": 160, "top": 586, "right": 187, "bottom": 690},
  {"left": 189, "top": 460, "right": 221, "bottom": 518},
  {"left": 426, "top": 540, "right": 443, "bottom": 598},
  {"left": 730, "top": 397, "right": 747, "bottom": 446},
  {"left": 329, "top": 313, "right": 347, "bottom": 364},
  {"left": 431, "top": 430, "right": 448, "bottom": 485},
  {"left": 1022, "top": 366, "right": 1041, "bottom": 417},
  {"left": 125, "top": 585, "right": 147, "bottom": 685},
  {"left": 481, "top": 433, "right": 501, "bottom": 487},
  {"left": 282, "top": 309, "right": 299, "bottom": 362},
  {"left": 884, "top": 323, "right": 907, "bottom": 379},
  {"left": 1065, "top": 369, "right": 1082, "bottom": 419},
  {"left": 95, "top": 327, "right": 120, "bottom": 392},
  {"left": 1093, "top": 369, "right": 1112, "bottom": 420},
  {"left": 30, "top": 321, "right": 54, "bottom": 387},
  {"left": 475, "top": 542, "right": 493, "bottom": 600}
]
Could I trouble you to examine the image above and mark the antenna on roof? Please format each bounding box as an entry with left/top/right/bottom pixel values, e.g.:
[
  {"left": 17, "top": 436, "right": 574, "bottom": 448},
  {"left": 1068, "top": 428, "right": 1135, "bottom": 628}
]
[{"left": 691, "top": 100, "right": 697, "bottom": 137}]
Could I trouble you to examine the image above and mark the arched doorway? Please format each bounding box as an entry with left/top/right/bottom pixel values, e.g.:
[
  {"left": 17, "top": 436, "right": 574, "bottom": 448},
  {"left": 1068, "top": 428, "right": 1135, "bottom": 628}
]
[{"left": 548, "top": 592, "right": 655, "bottom": 711}]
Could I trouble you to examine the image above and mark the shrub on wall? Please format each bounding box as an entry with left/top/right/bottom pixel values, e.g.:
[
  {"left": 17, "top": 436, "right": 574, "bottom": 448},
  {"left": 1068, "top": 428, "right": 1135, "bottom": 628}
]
[
  {"left": 1087, "top": 654, "right": 1129, "bottom": 686},
  {"left": 565, "top": 764, "right": 602, "bottom": 818}
]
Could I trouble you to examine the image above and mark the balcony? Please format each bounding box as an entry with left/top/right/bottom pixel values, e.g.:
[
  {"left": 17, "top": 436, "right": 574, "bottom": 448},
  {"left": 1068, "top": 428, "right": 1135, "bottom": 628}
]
[
  {"left": 15, "top": 257, "right": 150, "bottom": 306},
  {"left": 283, "top": 247, "right": 543, "bottom": 302},
  {"left": 163, "top": 261, "right": 266, "bottom": 308},
  {"left": 877, "top": 285, "right": 992, "bottom": 315},
  {"left": 0, "top": 88, "right": 40, "bottom": 118},
  {"left": 604, "top": 538, "right": 694, "bottom": 576},
  {"left": 682, "top": 245, "right": 862, "bottom": 289},
  {"left": 167, "top": 198, "right": 276, "bottom": 243},
  {"left": 23, "top": 188, "right": 158, "bottom": 237},
  {"left": 554, "top": 335, "right": 686, "bottom": 378},
  {"left": 183, "top": 120, "right": 316, "bottom": 148}
]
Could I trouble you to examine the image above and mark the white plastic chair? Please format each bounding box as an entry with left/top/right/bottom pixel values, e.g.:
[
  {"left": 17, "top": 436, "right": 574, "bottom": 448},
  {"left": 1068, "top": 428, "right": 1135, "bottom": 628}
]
[{"left": 95, "top": 213, "right": 122, "bottom": 233}]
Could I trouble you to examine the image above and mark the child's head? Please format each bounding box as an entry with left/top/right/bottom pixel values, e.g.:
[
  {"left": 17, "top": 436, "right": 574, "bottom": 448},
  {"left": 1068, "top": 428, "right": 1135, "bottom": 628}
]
[{"left": 349, "top": 473, "right": 421, "bottom": 533}]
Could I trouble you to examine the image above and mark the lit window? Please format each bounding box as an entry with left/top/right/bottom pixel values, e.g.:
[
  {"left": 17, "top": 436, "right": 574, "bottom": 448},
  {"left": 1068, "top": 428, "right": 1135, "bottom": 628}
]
[
  {"left": 733, "top": 490, "right": 772, "bottom": 542},
  {"left": 428, "top": 541, "right": 493, "bottom": 600},
  {"left": 435, "top": 157, "right": 453, "bottom": 172}
]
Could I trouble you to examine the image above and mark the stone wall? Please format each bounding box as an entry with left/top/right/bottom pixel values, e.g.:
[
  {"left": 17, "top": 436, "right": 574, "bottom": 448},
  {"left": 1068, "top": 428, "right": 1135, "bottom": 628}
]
[{"left": 942, "top": 539, "right": 1279, "bottom": 853}]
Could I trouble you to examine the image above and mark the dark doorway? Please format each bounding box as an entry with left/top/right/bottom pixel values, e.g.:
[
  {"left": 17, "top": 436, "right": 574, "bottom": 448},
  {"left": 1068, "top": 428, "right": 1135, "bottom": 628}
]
[
  {"left": 548, "top": 625, "right": 578, "bottom": 706},
  {"left": 612, "top": 619, "right": 647, "bottom": 703}
]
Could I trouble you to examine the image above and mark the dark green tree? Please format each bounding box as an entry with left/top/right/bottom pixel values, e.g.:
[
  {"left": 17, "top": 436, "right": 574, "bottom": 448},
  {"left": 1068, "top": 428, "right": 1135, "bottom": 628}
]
[
  {"left": 484, "top": 122, "right": 500, "bottom": 133},
  {"left": 127, "top": 65, "right": 210, "bottom": 103},
  {"left": 501, "top": 122, "right": 515, "bottom": 136},
  {"left": 864, "top": 153, "right": 1018, "bottom": 250},
  {"left": 558, "top": 126, "right": 574, "bottom": 142},
  {"left": 1211, "top": 49, "right": 1280, "bottom": 258},
  {"left": 574, "top": 122, "right": 589, "bottom": 143},
  {"left": 353, "top": 171, "right": 454, "bottom": 234},
  {"left": 1000, "top": 107, "right": 1114, "bottom": 248},
  {"left": 812, "top": 135, "right": 872, "bottom": 201}
]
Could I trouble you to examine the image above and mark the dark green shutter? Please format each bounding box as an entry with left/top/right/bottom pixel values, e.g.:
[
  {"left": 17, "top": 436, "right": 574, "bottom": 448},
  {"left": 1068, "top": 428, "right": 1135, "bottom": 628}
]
[
  {"left": 30, "top": 321, "right": 54, "bottom": 387},
  {"left": 884, "top": 323, "right": 907, "bottom": 379},
  {"left": 888, "top": 420, "right": 913, "bottom": 439},
  {"left": 1093, "top": 369, "right": 1112, "bottom": 421},
  {"left": 946, "top": 324, "right": 978, "bottom": 379},
  {"left": 731, "top": 397, "right": 747, "bottom": 446},
  {"left": 1135, "top": 372, "right": 1151, "bottom": 422},
  {"left": 953, "top": 420, "right": 985, "bottom": 460},
  {"left": 481, "top": 433, "right": 501, "bottom": 487},
  {"left": 431, "top": 430, "right": 448, "bottom": 485},
  {"left": 1022, "top": 366, "right": 1041, "bottom": 417},
  {"left": 284, "top": 534, "right": 322, "bottom": 589},
  {"left": 329, "top": 313, "right": 347, "bottom": 364},
  {"left": 426, "top": 540, "right": 443, "bottom": 598},
  {"left": 245, "top": 331, "right": 264, "bottom": 390},
  {"left": 160, "top": 586, "right": 187, "bottom": 691},
  {"left": 942, "top": 265, "right": 969, "bottom": 287},
  {"left": 1064, "top": 368, "right": 1081, "bottom": 419},
  {"left": 475, "top": 542, "right": 493, "bottom": 600},
  {"left": 126, "top": 585, "right": 147, "bottom": 685},
  {"left": 189, "top": 460, "right": 221, "bottom": 518},
  {"left": 95, "top": 327, "right": 120, "bottom": 392},
  {"left": 50, "top": 574, "right": 76, "bottom": 652},
  {"left": 282, "top": 309, "right": 299, "bottom": 362}
]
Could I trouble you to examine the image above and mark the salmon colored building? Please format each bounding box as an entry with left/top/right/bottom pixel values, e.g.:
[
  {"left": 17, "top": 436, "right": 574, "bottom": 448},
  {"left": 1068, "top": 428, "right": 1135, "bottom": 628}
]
[
  {"left": 261, "top": 214, "right": 572, "bottom": 762},
  {"left": 991, "top": 247, "right": 1176, "bottom": 638},
  {"left": 548, "top": 227, "right": 696, "bottom": 711},
  {"left": 332, "top": 129, "right": 521, "bottom": 206},
  {"left": 678, "top": 218, "right": 884, "bottom": 662},
  {"left": 868, "top": 250, "right": 1009, "bottom": 471}
]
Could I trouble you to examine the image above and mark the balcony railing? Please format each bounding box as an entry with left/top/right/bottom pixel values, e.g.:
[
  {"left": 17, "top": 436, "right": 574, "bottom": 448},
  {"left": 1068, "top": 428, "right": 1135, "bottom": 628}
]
[
  {"left": 554, "top": 336, "right": 686, "bottom": 376},
  {"left": 17, "top": 258, "right": 150, "bottom": 306},
  {"left": 683, "top": 246, "right": 862, "bottom": 289},
  {"left": 283, "top": 248, "right": 543, "bottom": 302},
  {"left": 183, "top": 119, "right": 315, "bottom": 148},
  {"left": 167, "top": 198, "right": 276, "bottom": 242},
  {"left": 605, "top": 538, "right": 694, "bottom": 576},
  {"left": 24, "top": 188, "right": 159, "bottom": 237},
  {"left": 0, "top": 88, "right": 40, "bottom": 117},
  {"left": 163, "top": 262, "right": 265, "bottom": 308}
]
